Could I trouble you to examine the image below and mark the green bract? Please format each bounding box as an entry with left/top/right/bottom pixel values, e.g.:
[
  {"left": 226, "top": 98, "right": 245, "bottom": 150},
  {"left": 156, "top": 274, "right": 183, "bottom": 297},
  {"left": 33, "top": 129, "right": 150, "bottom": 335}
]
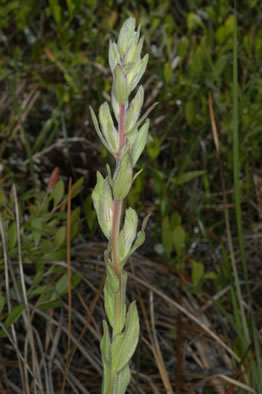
[
  {"left": 125, "top": 86, "right": 144, "bottom": 132},
  {"left": 90, "top": 16, "right": 154, "bottom": 394},
  {"left": 114, "top": 65, "right": 128, "bottom": 104}
]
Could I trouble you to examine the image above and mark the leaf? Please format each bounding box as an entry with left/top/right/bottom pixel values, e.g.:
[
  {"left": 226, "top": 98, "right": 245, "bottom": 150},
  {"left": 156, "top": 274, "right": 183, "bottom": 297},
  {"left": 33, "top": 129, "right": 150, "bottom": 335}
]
[
  {"left": 8, "top": 221, "right": 17, "bottom": 249},
  {"left": 132, "top": 121, "right": 149, "bottom": 166},
  {"left": 161, "top": 217, "right": 173, "bottom": 257},
  {"left": 92, "top": 172, "right": 113, "bottom": 239},
  {"left": 0, "top": 293, "right": 6, "bottom": 315},
  {"left": 192, "top": 260, "right": 204, "bottom": 287},
  {"left": 119, "top": 208, "right": 138, "bottom": 261},
  {"left": 113, "top": 153, "right": 133, "bottom": 200},
  {"left": 70, "top": 177, "right": 84, "bottom": 198},
  {"left": 0, "top": 190, "right": 7, "bottom": 206},
  {"left": 164, "top": 61, "right": 172, "bottom": 84},
  {"left": 54, "top": 226, "right": 66, "bottom": 247},
  {"left": 53, "top": 179, "right": 64, "bottom": 207},
  {"left": 38, "top": 300, "right": 63, "bottom": 310},
  {"left": 118, "top": 17, "right": 136, "bottom": 58},
  {"left": 114, "top": 64, "right": 128, "bottom": 104},
  {"left": 122, "top": 214, "right": 150, "bottom": 265},
  {"left": 30, "top": 263, "right": 44, "bottom": 291},
  {"left": 111, "top": 301, "right": 139, "bottom": 374},
  {"left": 128, "top": 54, "right": 149, "bottom": 93},
  {"left": 114, "top": 363, "right": 131, "bottom": 394},
  {"left": 185, "top": 100, "right": 195, "bottom": 125},
  {"left": 172, "top": 170, "right": 205, "bottom": 185},
  {"left": 101, "top": 321, "right": 111, "bottom": 394},
  {"left": 108, "top": 40, "right": 121, "bottom": 73},
  {"left": 173, "top": 225, "right": 186, "bottom": 257},
  {"left": 104, "top": 276, "right": 115, "bottom": 328},
  {"left": 120, "top": 271, "right": 127, "bottom": 331},
  {"left": 125, "top": 86, "right": 144, "bottom": 132},
  {"left": 66, "top": 0, "right": 74, "bottom": 15},
  {"left": 31, "top": 217, "right": 42, "bottom": 246},
  {"left": 147, "top": 133, "right": 160, "bottom": 160},
  {"left": 187, "top": 12, "right": 203, "bottom": 32},
  {"left": 106, "top": 261, "right": 120, "bottom": 293},
  {"left": 129, "top": 101, "right": 158, "bottom": 139},
  {"left": 90, "top": 106, "right": 112, "bottom": 154},
  {"left": 49, "top": 273, "right": 81, "bottom": 301},
  {"left": 0, "top": 304, "right": 25, "bottom": 337},
  {"left": 204, "top": 272, "right": 217, "bottom": 280},
  {"left": 49, "top": 0, "right": 61, "bottom": 24},
  {"left": 170, "top": 211, "right": 181, "bottom": 227},
  {"left": 99, "top": 102, "right": 119, "bottom": 153}
]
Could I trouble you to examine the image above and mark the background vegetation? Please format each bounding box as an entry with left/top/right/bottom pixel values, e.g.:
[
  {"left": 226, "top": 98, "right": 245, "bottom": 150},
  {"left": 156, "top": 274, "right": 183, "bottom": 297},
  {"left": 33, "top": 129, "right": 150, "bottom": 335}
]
[{"left": 1, "top": 0, "right": 262, "bottom": 392}]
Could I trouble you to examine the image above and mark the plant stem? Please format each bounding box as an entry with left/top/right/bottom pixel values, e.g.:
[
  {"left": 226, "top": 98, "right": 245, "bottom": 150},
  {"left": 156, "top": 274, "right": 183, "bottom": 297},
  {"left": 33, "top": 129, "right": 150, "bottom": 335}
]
[
  {"left": 112, "top": 198, "right": 123, "bottom": 337},
  {"left": 112, "top": 103, "right": 127, "bottom": 330},
  {"left": 110, "top": 103, "right": 127, "bottom": 392},
  {"left": 112, "top": 102, "right": 126, "bottom": 334}
]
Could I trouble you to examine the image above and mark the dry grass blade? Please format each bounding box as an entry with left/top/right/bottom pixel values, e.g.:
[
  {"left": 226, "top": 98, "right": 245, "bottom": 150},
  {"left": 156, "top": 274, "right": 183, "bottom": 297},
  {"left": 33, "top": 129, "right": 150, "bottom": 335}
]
[
  {"left": 187, "top": 373, "right": 256, "bottom": 394},
  {"left": 13, "top": 184, "right": 43, "bottom": 393},
  {"left": 0, "top": 214, "right": 26, "bottom": 390},
  {"left": 66, "top": 271, "right": 105, "bottom": 376},
  {"left": 149, "top": 290, "right": 173, "bottom": 394},
  {"left": 128, "top": 272, "right": 240, "bottom": 363},
  {"left": 61, "top": 177, "right": 73, "bottom": 393}
]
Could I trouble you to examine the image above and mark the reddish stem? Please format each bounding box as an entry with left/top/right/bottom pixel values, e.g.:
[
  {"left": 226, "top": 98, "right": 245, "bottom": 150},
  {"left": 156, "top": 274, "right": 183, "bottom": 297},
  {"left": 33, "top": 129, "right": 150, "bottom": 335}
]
[{"left": 111, "top": 102, "right": 126, "bottom": 338}]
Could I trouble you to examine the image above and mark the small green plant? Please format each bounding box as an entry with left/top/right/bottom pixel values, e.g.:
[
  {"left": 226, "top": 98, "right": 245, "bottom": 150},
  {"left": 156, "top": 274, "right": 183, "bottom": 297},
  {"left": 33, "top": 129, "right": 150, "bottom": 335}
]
[
  {"left": 90, "top": 16, "right": 155, "bottom": 394},
  {"left": 0, "top": 170, "right": 83, "bottom": 334}
]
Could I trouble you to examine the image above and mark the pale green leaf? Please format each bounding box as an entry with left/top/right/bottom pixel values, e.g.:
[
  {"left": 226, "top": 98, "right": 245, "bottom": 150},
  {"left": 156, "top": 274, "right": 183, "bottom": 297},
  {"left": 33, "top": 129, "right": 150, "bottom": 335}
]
[
  {"left": 90, "top": 106, "right": 113, "bottom": 154},
  {"left": 101, "top": 177, "right": 113, "bottom": 238},
  {"left": 121, "top": 214, "right": 150, "bottom": 266},
  {"left": 125, "top": 33, "right": 143, "bottom": 64},
  {"left": 132, "top": 120, "right": 149, "bottom": 166},
  {"left": 125, "top": 86, "right": 144, "bottom": 132},
  {"left": 99, "top": 102, "right": 119, "bottom": 153},
  {"left": 108, "top": 40, "right": 121, "bottom": 73},
  {"left": 121, "top": 271, "right": 127, "bottom": 331},
  {"left": 92, "top": 172, "right": 113, "bottom": 239},
  {"left": 106, "top": 260, "right": 120, "bottom": 293},
  {"left": 113, "top": 153, "right": 133, "bottom": 200},
  {"left": 104, "top": 278, "right": 115, "bottom": 328},
  {"left": 114, "top": 363, "right": 131, "bottom": 394},
  {"left": 129, "top": 102, "right": 158, "bottom": 135},
  {"left": 119, "top": 208, "right": 138, "bottom": 261},
  {"left": 111, "top": 301, "right": 139, "bottom": 374},
  {"left": 118, "top": 17, "right": 136, "bottom": 58},
  {"left": 127, "top": 54, "right": 148, "bottom": 93},
  {"left": 114, "top": 64, "right": 128, "bottom": 104},
  {"left": 101, "top": 321, "right": 111, "bottom": 394}
]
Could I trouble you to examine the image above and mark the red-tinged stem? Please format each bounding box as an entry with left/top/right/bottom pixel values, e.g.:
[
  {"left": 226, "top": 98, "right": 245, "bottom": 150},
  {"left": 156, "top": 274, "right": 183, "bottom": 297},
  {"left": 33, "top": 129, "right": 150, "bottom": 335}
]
[
  {"left": 111, "top": 199, "right": 122, "bottom": 280},
  {"left": 111, "top": 103, "right": 126, "bottom": 340},
  {"left": 108, "top": 103, "right": 128, "bottom": 393},
  {"left": 116, "top": 103, "right": 126, "bottom": 163}
]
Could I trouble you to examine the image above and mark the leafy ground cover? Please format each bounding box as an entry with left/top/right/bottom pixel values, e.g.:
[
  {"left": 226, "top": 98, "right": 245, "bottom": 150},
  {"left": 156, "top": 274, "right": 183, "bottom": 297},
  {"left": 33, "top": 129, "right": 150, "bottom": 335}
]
[{"left": 0, "top": 0, "right": 262, "bottom": 392}]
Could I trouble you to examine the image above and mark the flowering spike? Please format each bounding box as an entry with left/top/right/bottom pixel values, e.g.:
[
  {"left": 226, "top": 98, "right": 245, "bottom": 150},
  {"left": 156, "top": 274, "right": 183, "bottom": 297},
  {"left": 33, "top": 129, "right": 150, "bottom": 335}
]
[{"left": 90, "top": 16, "right": 155, "bottom": 393}]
